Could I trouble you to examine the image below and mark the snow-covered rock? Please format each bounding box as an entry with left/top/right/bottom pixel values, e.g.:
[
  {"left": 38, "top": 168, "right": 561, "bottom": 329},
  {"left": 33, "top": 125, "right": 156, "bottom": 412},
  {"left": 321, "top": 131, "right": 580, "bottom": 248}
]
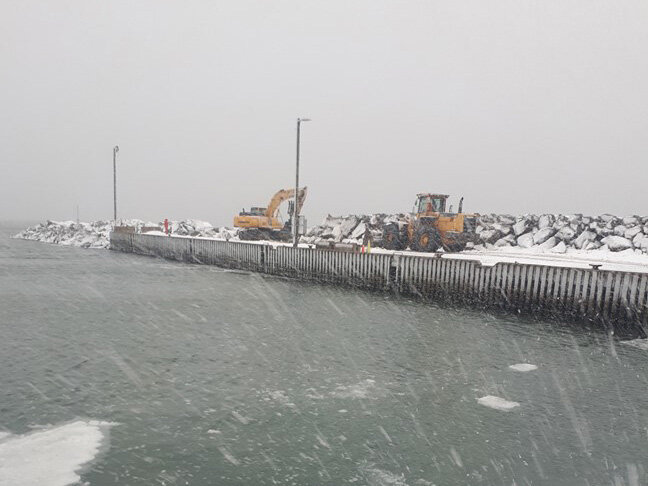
[
  {"left": 512, "top": 219, "right": 531, "bottom": 236},
  {"left": 539, "top": 236, "right": 558, "bottom": 250},
  {"left": 625, "top": 226, "right": 642, "bottom": 240},
  {"left": 602, "top": 236, "right": 633, "bottom": 252},
  {"left": 517, "top": 233, "right": 535, "bottom": 249},
  {"left": 551, "top": 241, "right": 567, "bottom": 253},
  {"left": 533, "top": 227, "right": 556, "bottom": 245},
  {"left": 538, "top": 214, "right": 555, "bottom": 229},
  {"left": 556, "top": 226, "right": 577, "bottom": 242},
  {"left": 573, "top": 230, "right": 597, "bottom": 249}
]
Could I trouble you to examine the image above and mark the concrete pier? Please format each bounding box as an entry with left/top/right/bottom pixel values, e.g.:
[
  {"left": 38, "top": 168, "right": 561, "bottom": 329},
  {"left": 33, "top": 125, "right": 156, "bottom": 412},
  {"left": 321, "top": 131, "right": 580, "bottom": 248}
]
[{"left": 111, "top": 232, "right": 648, "bottom": 336}]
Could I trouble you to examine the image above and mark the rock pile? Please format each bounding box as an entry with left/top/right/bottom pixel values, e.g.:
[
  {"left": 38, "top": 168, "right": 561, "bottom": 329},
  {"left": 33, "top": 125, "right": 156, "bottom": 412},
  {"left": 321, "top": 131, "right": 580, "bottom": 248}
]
[
  {"left": 476, "top": 213, "right": 648, "bottom": 253},
  {"left": 14, "top": 220, "right": 113, "bottom": 248},
  {"left": 301, "top": 214, "right": 404, "bottom": 246},
  {"left": 17, "top": 213, "right": 648, "bottom": 255},
  {"left": 14, "top": 219, "right": 240, "bottom": 249},
  {"left": 301, "top": 213, "right": 648, "bottom": 253}
]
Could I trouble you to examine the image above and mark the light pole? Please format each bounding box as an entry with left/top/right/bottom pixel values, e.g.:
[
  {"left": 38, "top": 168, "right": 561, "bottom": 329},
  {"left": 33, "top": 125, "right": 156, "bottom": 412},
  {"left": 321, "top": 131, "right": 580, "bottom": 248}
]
[
  {"left": 113, "top": 145, "right": 119, "bottom": 222},
  {"left": 294, "top": 118, "right": 311, "bottom": 247}
]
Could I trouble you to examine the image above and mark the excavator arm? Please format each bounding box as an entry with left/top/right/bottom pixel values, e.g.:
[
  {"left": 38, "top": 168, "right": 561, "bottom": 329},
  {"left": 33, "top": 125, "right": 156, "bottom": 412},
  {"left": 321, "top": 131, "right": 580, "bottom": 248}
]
[{"left": 265, "top": 187, "right": 308, "bottom": 219}]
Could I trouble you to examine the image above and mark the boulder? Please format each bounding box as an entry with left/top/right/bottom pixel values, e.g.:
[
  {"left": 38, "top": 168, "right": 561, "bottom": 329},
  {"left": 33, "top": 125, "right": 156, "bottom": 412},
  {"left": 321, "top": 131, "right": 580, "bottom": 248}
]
[
  {"left": 566, "top": 214, "right": 582, "bottom": 224},
  {"left": 632, "top": 232, "right": 645, "bottom": 248},
  {"left": 556, "top": 226, "right": 576, "bottom": 242},
  {"left": 539, "top": 236, "right": 557, "bottom": 250},
  {"left": 623, "top": 216, "right": 639, "bottom": 226},
  {"left": 598, "top": 226, "right": 614, "bottom": 237},
  {"left": 584, "top": 240, "right": 602, "bottom": 251},
  {"left": 350, "top": 221, "right": 367, "bottom": 240},
  {"left": 533, "top": 227, "right": 556, "bottom": 245},
  {"left": 602, "top": 235, "right": 633, "bottom": 252},
  {"left": 492, "top": 223, "right": 512, "bottom": 236},
  {"left": 538, "top": 214, "right": 555, "bottom": 229},
  {"left": 517, "top": 233, "right": 535, "bottom": 249},
  {"left": 494, "top": 237, "right": 512, "bottom": 248},
  {"left": 499, "top": 215, "right": 516, "bottom": 225},
  {"left": 599, "top": 214, "right": 617, "bottom": 224},
  {"left": 512, "top": 218, "right": 532, "bottom": 236},
  {"left": 613, "top": 225, "right": 628, "bottom": 237},
  {"left": 625, "top": 226, "right": 642, "bottom": 240},
  {"left": 574, "top": 230, "right": 597, "bottom": 249},
  {"left": 480, "top": 229, "right": 503, "bottom": 244},
  {"left": 551, "top": 241, "right": 567, "bottom": 253},
  {"left": 640, "top": 238, "right": 648, "bottom": 252}
]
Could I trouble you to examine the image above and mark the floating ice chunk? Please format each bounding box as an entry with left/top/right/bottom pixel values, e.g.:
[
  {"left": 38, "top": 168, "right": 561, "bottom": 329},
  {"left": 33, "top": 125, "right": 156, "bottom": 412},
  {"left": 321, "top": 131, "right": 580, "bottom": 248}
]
[
  {"left": 622, "top": 339, "right": 648, "bottom": 350},
  {"left": 0, "top": 420, "right": 115, "bottom": 486},
  {"left": 509, "top": 363, "right": 538, "bottom": 372},
  {"left": 477, "top": 395, "right": 520, "bottom": 411}
]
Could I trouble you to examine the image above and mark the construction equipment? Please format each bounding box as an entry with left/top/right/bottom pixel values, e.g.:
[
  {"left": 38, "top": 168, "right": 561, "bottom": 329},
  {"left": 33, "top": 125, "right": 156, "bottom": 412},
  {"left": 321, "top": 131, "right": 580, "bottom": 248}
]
[
  {"left": 381, "top": 193, "right": 478, "bottom": 252},
  {"left": 234, "top": 187, "right": 307, "bottom": 241}
]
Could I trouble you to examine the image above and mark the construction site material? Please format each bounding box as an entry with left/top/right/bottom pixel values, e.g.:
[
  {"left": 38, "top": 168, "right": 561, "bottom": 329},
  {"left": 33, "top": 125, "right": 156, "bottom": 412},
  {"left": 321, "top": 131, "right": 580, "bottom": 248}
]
[{"left": 303, "top": 212, "right": 648, "bottom": 255}]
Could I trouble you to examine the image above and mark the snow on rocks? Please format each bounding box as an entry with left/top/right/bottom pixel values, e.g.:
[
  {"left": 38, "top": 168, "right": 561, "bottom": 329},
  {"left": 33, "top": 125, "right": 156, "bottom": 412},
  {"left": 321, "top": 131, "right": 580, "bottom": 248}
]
[
  {"left": 13, "top": 220, "right": 113, "bottom": 248},
  {"left": 15, "top": 211, "right": 648, "bottom": 257},
  {"left": 13, "top": 219, "right": 241, "bottom": 249}
]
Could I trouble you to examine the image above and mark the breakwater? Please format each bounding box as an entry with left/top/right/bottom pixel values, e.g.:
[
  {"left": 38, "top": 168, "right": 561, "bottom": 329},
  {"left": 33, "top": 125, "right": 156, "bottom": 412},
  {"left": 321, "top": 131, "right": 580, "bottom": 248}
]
[{"left": 110, "top": 232, "right": 648, "bottom": 337}]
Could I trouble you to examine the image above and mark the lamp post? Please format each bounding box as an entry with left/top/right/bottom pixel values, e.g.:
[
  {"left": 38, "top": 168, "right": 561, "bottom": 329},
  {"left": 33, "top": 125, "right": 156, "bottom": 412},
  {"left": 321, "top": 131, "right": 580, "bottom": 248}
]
[
  {"left": 113, "top": 145, "right": 119, "bottom": 222},
  {"left": 294, "top": 118, "right": 311, "bottom": 247}
]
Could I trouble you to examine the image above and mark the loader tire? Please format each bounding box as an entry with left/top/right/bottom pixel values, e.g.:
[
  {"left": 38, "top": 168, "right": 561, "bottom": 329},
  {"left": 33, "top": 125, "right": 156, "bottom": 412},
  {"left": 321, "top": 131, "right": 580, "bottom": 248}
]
[
  {"left": 411, "top": 226, "right": 441, "bottom": 252},
  {"left": 382, "top": 223, "right": 405, "bottom": 250}
]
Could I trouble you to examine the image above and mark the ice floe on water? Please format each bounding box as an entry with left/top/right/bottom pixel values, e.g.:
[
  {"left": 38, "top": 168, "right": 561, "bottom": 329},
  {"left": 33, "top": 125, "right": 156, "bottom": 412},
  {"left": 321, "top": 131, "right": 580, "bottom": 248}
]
[
  {"left": 621, "top": 339, "right": 648, "bottom": 350},
  {"left": 509, "top": 363, "right": 538, "bottom": 372},
  {"left": 477, "top": 395, "right": 520, "bottom": 411},
  {"left": 0, "top": 420, "right": 115, "bottom": 486}
]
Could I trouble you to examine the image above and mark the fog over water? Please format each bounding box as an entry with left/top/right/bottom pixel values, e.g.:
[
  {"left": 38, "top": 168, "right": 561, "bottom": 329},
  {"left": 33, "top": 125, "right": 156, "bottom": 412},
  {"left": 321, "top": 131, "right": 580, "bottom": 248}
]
[{"left": 2, "top": 1, "right": 648, "bottom": 225}]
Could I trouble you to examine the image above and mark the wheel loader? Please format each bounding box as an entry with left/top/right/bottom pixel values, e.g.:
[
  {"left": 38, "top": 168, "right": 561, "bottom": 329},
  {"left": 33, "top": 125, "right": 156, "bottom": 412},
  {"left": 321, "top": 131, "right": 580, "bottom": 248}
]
[
  {"left": 381, "top": 193, "right": 478, "bottom": 252},
  {"left": 234, "top": 187, "right": 307, "bottom": 241}
]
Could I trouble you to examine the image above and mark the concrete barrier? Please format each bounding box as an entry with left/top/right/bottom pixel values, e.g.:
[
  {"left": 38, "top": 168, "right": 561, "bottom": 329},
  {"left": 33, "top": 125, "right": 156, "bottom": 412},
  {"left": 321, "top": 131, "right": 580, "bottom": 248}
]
[{"left": 110, "top": 232, "right": 648, "bottom": 337}]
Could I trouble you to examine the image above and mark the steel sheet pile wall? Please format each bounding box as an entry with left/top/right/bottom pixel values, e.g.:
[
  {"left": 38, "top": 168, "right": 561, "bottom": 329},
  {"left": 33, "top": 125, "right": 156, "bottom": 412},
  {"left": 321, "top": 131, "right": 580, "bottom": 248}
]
[{"left": 110, "top": 232, "right": 648, "bottom": 334}]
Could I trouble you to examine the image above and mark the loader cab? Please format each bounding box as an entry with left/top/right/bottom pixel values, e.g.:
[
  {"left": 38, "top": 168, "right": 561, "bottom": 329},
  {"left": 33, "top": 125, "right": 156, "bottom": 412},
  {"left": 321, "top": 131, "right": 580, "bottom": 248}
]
[{"left": 415, "top": 194, "right": 449, "bottom": 216}]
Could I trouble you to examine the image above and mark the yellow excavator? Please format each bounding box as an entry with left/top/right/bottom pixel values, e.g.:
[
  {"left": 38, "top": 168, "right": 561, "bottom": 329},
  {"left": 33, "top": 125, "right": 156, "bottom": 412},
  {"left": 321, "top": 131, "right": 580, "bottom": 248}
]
[{"left": 234, "top": 187, "right": 308, "bottom": 241}]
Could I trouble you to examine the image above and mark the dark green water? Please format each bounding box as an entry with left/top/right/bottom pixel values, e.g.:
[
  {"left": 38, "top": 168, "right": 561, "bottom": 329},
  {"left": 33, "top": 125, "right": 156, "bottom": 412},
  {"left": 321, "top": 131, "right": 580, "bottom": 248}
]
[{"left": 1, "top": 224, "right": 647, "bottom": 485}]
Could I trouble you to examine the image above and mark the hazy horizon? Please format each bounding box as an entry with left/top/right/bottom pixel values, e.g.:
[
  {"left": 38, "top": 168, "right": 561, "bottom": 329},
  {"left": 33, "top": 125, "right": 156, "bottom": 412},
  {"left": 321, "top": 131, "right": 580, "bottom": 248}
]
[{"left": 2, "top": 1, "right": 647, "bottom": 227}]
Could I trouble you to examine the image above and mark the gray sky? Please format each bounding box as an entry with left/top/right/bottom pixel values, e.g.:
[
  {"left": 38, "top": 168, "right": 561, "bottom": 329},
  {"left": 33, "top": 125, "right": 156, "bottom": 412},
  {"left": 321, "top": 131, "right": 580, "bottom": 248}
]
[{"left": 2, "top": 0, "right": 647, "bottom": 226}]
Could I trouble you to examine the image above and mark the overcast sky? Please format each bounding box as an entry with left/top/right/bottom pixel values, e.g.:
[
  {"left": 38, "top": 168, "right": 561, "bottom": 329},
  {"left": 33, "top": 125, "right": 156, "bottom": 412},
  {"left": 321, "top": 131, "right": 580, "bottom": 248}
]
[{"left": 1, "top": 1, "right": 647, "bottom": 226}]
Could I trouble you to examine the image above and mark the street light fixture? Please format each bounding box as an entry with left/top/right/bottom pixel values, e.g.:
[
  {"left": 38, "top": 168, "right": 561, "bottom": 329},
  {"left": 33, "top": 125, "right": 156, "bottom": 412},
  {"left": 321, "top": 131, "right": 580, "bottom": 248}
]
[
  {"left": 113, "top": 145, "right": 119, "bottom": 222},
  {"left": 294, "top": 118, "right": 311, "bottom": 247}
]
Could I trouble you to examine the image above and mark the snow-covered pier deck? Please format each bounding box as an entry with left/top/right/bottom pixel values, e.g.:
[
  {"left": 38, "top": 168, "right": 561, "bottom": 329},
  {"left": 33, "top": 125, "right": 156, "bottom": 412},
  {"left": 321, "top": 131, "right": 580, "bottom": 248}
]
[{"left": 111, "top": 232, "right": 648, "bottom": 336}]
